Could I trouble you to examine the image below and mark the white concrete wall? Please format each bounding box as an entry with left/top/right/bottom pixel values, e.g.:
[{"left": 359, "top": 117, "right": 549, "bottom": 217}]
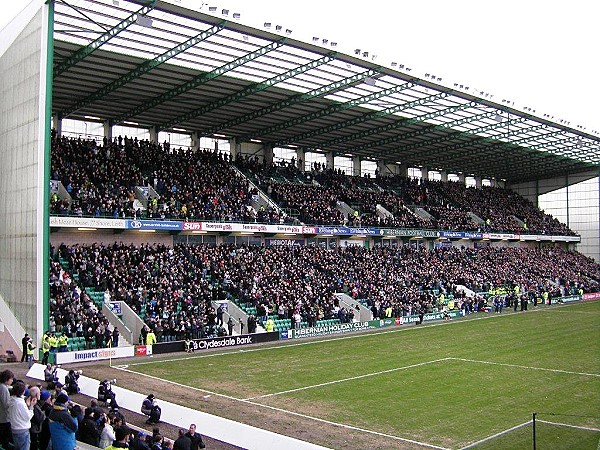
[{"left": 0, "top": 1, "right": 47, "bottom": 344}]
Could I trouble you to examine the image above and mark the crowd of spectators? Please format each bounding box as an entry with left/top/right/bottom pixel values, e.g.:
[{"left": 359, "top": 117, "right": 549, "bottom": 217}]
[
  {"left": 49, "top": 253, "right": 114, "bottom": 349},
  {"left": 1, "top": 367, "right": 205, "bottom": 450},
  {"left": 51, "top": 134, "right": 261, "bottom": 223},
  {"left": 51, "top": 132, "right": 576, "bottom": 235},
  {"left": 52, "top": 241, "right": 599, "bottom": 341},
  {"left": 237, "top": 157, "right": 575, "bottom": 235}
]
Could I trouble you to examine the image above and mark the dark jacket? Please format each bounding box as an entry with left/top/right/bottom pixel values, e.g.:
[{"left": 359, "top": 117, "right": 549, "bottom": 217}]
[
  {"left": 173, "top": 435, "right": 192, "bottom": 450},
  {"left": 78, "top": 417, "right": 101, "bottom": 446},
  {"left": 185, "top": 431, "right": 206, "bottom": 450}
]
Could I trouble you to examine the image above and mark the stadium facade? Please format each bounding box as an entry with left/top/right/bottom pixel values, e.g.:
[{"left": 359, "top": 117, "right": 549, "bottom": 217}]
[{"left": 0, "top": 0, "right": 598, "bottom": 358}]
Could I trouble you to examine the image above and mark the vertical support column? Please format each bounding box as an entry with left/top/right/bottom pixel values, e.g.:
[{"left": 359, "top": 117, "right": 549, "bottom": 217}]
[
  {"left": 228, "top": 137, "right": 240, "bottom": 160},
  {"left": 565, "top": 174, "right": 569, "bottom": 228},
  {"left": 421, "top": 166, "right": 429, "bottom": 182},
  {"left": 326, "top": 151, "right": 335, "bottom": 170},
  {"left": 263, "top": 143, "right": 274, "bottom": 166},
  {"left": 353, "top": 155, "right": 361, "bottom": 177},
  {"left": 149, "top": 126, "right": 158, "bottom": 143},
  {"left": 296, "top": 148, "right": 305, "bottom": 172},
  {"left": 458, "top": 173, "right": 465, "bottom": 184},
  {"left": 397, "top": 162, "right": 408, "bottom": 178},
  {"left": 475, "top": 176, "right": 482, "bottom": 188},
  {"left": 192, "top": 132, "right": 201, "bottom": 151},
  {"left": 52, "top": 114, "right": 62, "bottom": 136},
  {"left": 439, "top": 170, "right": 448, "bottom": 182},
  {"left": 103, "top": 120, "right": 112, "bottom": 143}
]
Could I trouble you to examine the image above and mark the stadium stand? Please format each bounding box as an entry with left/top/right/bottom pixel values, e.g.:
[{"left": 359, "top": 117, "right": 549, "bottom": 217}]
[
  {"left": 50, "top": 242, "right": 599, "bottom": 342},
  {"left": 51, "top": 135, "right": 580, "bottom": 236}
]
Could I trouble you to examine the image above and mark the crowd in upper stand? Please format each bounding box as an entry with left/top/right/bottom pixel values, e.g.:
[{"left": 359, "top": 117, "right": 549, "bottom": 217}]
[
  {"left": 51, "top": 242, "right": 599, "bottom": 342},
  {"left": 51, "top": 133, "right": 575, "bottom": 235}
]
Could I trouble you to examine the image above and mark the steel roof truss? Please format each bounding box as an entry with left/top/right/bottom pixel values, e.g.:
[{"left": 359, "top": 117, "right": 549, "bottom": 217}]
[
  {"left": 112, "top": 38, "right": 286, "bottom": 125},
  {"left": 53, "top": 1, "right": 156, "bottom": 78},
  {"left": 243, "top": 80, "right": 417, "bottom": 141},
  {"left": 61, "top": 21, "right": 227, "bottom": 118},
  {"left": 199, "top": 69, "right": 379, "bottom": 136},
  {"left": 158, "top": 53, "right": 336, "bottom": 131},
  {"left": 274, "top": 91, "right": 448, "bottom": 147}
]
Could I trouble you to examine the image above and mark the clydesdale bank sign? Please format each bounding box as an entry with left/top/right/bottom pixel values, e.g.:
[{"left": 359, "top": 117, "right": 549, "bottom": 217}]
[{"left": 151, "top": 332, "right": 280, "bottom": 354}]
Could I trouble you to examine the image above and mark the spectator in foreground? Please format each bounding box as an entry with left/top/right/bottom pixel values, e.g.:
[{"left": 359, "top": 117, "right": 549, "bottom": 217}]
[
  {"left": 48, "top": 393, "right": 77, "bottom": 450},
  {"left": 0, "top": 369, "right": 15, "bottom": 449},
  {"left": 173, "top": 428, "right": 192, "bottom": 450},
  {"left": 104, "top": 425, "right": 131, "bottom": 450},
  {"left": 8, "top": 381, "right": 35, "bottom": 450},
  {"left": 185, "top": 423, "right": 206, "bottom": 450}
]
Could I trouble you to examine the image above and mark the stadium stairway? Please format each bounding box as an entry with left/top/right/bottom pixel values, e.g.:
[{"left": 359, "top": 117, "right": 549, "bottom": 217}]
[
  {"left": 468, "top": 212, "right": 486, "bottom": 227},
  {"left": 335, "top": 293, "right": 372, "bottom": 321},
  {"left": 375, "top": 203, "right": 394, "bottom": 221}
]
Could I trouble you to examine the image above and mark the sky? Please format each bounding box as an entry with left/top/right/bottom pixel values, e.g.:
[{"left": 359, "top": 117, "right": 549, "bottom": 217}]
[{"left": 1, "top": 0, "right": 598, "bottom": 132}]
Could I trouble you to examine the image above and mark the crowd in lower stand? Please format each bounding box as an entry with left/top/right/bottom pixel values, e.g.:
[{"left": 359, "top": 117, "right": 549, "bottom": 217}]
[
  {"left": 51, "top": 242, "right": 599, "bottom": 345},
  {"left": 50, "top": 134, "right": 577, "bottom": 236}
]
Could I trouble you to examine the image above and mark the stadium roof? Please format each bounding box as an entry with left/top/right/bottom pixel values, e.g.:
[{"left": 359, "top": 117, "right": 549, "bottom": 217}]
[{"left": 52, "top": 0, "right": 600, "bottom": 183}]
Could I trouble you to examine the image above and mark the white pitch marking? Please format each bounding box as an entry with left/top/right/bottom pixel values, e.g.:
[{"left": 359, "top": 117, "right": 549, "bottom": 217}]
[
  {"left": 536, "top": 419, "right": 600, "bottom": 432},
  {"left": 244, "top": 358, "right": 452, "bottom": 400},
  {"left": 114, "top": 365, "right": 451, "bottom": 450},
  {"left": 123, "top": 300, "right": 590, "bottom": 368},
  {"left": 451, "top": 357, "right": 600, "bottom": 378},
  {"left": 459, "top": 420, "right": 532, "bottom": 449}
]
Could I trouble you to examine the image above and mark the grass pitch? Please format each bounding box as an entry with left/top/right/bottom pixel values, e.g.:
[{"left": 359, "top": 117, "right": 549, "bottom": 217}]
[{"left": 127, "top": 301, "right": 600, "bottom": 449}]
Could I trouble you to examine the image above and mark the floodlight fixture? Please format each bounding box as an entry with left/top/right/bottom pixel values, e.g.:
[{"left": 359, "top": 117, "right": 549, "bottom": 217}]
[
  {"left": 285, "top": 29, "right": 292, "bottom": 35},
  {"left": 221, "top": 9, "right": 229, "bottom": 16},
  {"left": 362, "top": 51, "right": 368, "bottom": 57},
  {"left": 233, "top": 12, "right": 241, "bottom": 19},
  {"left": 209, "top": 6, "right": 217, "bottom": 12},
  {"left": 264, "top": 22, "right": 271, "bottom": 28},
  {"left": 354, "top": 48, "right": 361, "bottom": 55},
  {"left": 330, "top": 42, "right": 337, "bottom": 47},
  {"left": 313, "top": 36, "right": 320, "bottom": 42},
  {"left": 322, "top": 38, "right": 328, "bottom": 44},
  {"left": 391, "top": 62, "right": 397, "bottom": 67},
  {"left": 364, "top": 77, "right": 376, "bottom": 86},
  {"left": 135, "top": 16, "right": 153, "bottom": 27},
  {"left": 275, "top": 25, "right": 282, "bottom": 31}
]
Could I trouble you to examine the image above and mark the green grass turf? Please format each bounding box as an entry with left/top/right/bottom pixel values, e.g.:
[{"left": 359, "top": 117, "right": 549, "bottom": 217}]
[{"left": 130, "top": 301, "right": 600, "bottom": 449}]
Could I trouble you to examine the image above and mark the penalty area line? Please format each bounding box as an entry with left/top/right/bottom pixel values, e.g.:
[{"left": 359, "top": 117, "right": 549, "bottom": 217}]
[
  {"left": 536, "top": 419, "right": 600, "bottom": 432},
  {"left": 459, "top": 420, "right": 532, "bottom": 449},
  {"left": 243, "top": 357, "right": 451, "bottom": 400},
  {"left": 114, "top": 365, "right": 450, "bottom": 450},
  {"left": 451, "top": 358, "right": 600, "bottom": 378}
]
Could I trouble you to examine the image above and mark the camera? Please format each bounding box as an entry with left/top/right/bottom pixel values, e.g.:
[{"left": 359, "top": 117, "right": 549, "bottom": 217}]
[{"left": 65, "top": 369, "right": 82, "bottom": 395}]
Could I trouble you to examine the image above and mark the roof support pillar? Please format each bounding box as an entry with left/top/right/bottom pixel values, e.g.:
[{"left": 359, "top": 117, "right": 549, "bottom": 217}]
[
  {"left": 439, "top": 170, "right": 448, "bottom": 182},
  {"left": 475, "top": 177, "right": 482, "bottom": 188},
  {"left": 295, "top": 148, "right": 305, "bottom": 172},
  {"left": 228, "top": 137, "right": 240, "bottom": 160},
  {"left": 192, "top": 132, "right": 201, "bottom": 151},
  {"left": 458, "top": 173, "right": 465, "bottom": 184},
  {"left": 421, "top": 166, "right": 429, "bottom": 182},
  {"left": 103, "top": 120, "right": 112, "bottom": 142},
  {"left": 52, "top": 114, "right": 62, "bottom": 136},
  {"left": 263, "top": 144, "right": 274, "bottom": 166},
  {"left": 353, "top": 155, "right": 361, "bottom": 177},
  {"left": 149, "top": 126, "right": 158, "bottom": 143},
  {"left": 326, "top": 152, "right": 335, "bottom": 170}
]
